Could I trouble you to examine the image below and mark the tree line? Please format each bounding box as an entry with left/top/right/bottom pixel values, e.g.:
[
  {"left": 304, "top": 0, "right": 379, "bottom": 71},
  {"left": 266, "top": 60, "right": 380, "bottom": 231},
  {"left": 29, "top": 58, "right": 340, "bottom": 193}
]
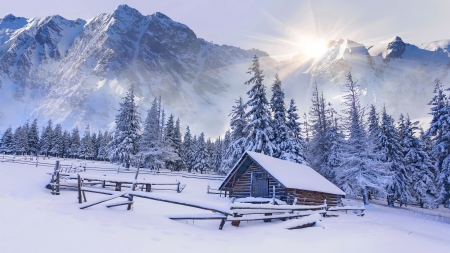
[{"left": 0, "top": 55, "right": 449, "bottom": 209}]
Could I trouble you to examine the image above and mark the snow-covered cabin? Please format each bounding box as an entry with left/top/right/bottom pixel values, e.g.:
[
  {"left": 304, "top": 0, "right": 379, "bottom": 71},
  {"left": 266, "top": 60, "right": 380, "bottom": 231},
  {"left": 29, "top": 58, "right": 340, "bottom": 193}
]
[{"left": 219, "top": 151, "right": 346, "bottom": 206}]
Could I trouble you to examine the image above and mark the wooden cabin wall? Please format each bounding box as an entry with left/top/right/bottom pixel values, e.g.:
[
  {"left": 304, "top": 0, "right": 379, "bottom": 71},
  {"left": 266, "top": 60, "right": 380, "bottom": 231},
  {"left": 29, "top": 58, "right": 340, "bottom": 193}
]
[
  {"left": 231, "top": 164, "right": 286, "bottom": 199},
  {"left": 286, "top": 189, "right": 341, "bottom": 206}
]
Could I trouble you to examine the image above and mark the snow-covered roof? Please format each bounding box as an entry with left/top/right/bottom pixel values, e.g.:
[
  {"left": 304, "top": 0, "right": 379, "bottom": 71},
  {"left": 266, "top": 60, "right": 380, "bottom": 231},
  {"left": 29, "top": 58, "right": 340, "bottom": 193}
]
[{"left": 224, "top": 151, "right": 345, "bottom": 196}]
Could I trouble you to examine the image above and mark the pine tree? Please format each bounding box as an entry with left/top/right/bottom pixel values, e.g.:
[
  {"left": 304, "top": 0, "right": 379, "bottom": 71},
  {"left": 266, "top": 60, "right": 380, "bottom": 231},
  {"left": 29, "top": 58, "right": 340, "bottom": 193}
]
[
  {"left": 41, "top": 120, "right": 53, "bottom": 157},
  {"left": 70, "top": 127, "right": 81, "bottom": 158},
  {"left": 270, "top": 73, "right": 289, "bottom": 159},
  {"left": 51, "top": 124, "right": 63, "bottom": 157},
  {"left": 283, "top": 99, "right": 308, "bottom": 164},
  {"left": 220, "top": 97, "right": 248, "bottom": 172},
  {"left": 79, "top": 125, "right": 93, "bottom": 160},
  {"left": 401, "top": 115, "right": 437, "bottom": 207},
  {"left": 335, "top": 73, "right": 389, "bottom": 205},
  {"left": 19, "top": 121, "right": 29, "bottom": 155},
  {"left": 28, "top": 119, "right": 39, "bottom": 156},
  {"left": 243, "top": 55, "right": 276, "bottom": 155},
  {"left": 193, "top": 132, "right": 208, "bottom": 174},
  {"left": 139, "top": 99, "right": 178, "bottom": 170},
  {"left": 367, "top": 105, "right": 380, "bottom": 144},
  {"left": 425, "top": 79, "right": 450, "bottom": 208},
  {"left": 212, "top": 136, "right": 223, "bottom": 172},
  {"left": 182, "top": 126, "right": 194, "bottom": 172},
  {"left": 13, "top": 126, "right": 22, "bottom": 155},
  {"left": 0, "top": 126, "right": 14, "bottom": 154},
  {"left": 97, "top": 131, "right": 111, "bottom": 161},
  {"left": 62, "top": 130, "right": 70, "bottom": 158},
  {"left": 108, "top": 85, "right": 141, "bottom": 168},
  {"left": 378, "top": 108, "right": 411, "bottom": 206}
]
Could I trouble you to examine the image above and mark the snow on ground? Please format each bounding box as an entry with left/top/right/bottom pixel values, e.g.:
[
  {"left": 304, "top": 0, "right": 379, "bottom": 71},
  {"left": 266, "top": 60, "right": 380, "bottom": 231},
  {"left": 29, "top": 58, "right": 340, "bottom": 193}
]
[{"left": 0, "top": 156, "right": 449, "bottom": 253}]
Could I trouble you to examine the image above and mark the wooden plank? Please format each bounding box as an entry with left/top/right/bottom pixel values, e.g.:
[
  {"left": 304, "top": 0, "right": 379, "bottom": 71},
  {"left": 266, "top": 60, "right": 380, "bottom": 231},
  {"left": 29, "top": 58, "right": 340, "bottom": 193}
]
[
  {"left": 227, "top": 211, "right": 325, "bottom": 221},
  {"left": 79, "top": 191, "right": 127, "bottom": 209},
  {"left": 287, "top": 222, "right": 316, "bottom": 230},
  {"left": 106, "top": 201, "right": 134, "bottom": 208}
]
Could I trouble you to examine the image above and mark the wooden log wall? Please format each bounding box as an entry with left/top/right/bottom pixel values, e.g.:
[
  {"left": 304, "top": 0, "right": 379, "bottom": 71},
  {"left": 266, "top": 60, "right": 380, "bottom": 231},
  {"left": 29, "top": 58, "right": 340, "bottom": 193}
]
[
  {"left": 231, "top": 164, "right": 286, "bottom": 200},
  {"left": 286, "top": 189, "right": 341, "bottom": 206}
]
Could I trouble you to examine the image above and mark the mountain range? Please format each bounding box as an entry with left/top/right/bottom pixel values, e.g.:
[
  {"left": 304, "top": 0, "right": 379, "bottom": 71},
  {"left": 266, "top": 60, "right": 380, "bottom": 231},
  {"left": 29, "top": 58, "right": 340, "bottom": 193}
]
[{"left": 0, "top": 4, "right": 449, "bottom": 136}]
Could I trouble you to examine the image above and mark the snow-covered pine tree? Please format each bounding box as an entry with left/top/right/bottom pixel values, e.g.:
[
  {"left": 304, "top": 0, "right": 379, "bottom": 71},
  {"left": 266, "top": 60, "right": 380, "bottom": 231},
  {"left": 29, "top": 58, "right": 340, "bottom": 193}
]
[
  {"left": 28, "top": 119, "right": 39, "bottom": 156},
  {"left": 41, "top": 120, "right": 53, "bottom": 157},
  {"left": 270, "top": 73, "right": 289, "bottom": 159},
  {"left": 308, "top": 85, "right": 331, "bottom": 171},
  {"left": 193, "top": 132, "right": 208, "bottom": 174},
  {"left": 0, "top": 126, "right": 14, "bottom": 154},
  {"left": 182, "top": 126, "right": 194, "bottom": 172},
  {"left": 62, "top": 130, "right": 70, "bottom": 158},
  {"left": 378, "top": 108, "right": 411, "bottom": 206},
  {"left": 97, "top": 131, "right": 111, "bottom": 161},
  {"left": 139, "top": 99, "right": 178, "bottom": 170},
  {"left": 425, "top": 79, "right": 450, "bottom": 208},
  {"left": 284, "top": 99, "right": 308, "bottom": 164},
  {"left": 51, "top": 124, "right": 63, "bottom": 157},
  {"left": 334, "top": 73, "right": 390, "bottom": 205},
  {"left": 212, "top": 136, "right": 223, "bottom": 172},
  {"left": 13, "top": 126, "right": 22, "bottom": 155},
  {"left": 401, "top": 115, "right": 437, "bottom": 207},
  {"left": 79, "top": 125, "right": 93, "bottom": 160},
  {"left": 70, "top": 127, "right": 81, "bottom": 159},
  {"left": 243, "top": 55, "right": 276, "bottom": 155},
  {"left": 19, "top": 121, "right": 29, "bottom": 155},
  {"left": 220, "top": 97, "right": 248, "bottom": 172},
  {"left": 108, "top": 85, "right": 141, "bottom": 168},
  {"left": 367, "top": 105, "right": 380, "bottom": 144},
  {"left": 172, "top": 118, "right": 184, "bottom": 171}
]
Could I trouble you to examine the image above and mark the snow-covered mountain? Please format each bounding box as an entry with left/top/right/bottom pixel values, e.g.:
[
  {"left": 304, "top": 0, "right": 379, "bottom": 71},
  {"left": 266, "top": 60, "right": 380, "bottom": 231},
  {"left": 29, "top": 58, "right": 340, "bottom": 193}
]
[
  {"left": 0, "top": 5, "right": 278, "bottom": 136},
  {"left": 281, "top": 36, "right": 450, "bottom": 124},
  {"left": 1, "top": 5, "right": 450, "bottom": 136}
]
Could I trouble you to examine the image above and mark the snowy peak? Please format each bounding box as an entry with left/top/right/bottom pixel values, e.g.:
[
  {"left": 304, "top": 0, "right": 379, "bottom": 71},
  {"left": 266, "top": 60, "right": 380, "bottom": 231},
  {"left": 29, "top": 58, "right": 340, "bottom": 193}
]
[{"left": 368, "top": 36, "right": 406, "bottom": 59}]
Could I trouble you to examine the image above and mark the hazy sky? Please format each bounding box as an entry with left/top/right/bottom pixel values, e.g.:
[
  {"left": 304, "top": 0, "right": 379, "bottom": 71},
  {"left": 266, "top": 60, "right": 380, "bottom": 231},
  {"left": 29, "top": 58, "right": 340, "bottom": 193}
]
[{"left": 1, "top": 0, "right": 450, "bottom": 61}]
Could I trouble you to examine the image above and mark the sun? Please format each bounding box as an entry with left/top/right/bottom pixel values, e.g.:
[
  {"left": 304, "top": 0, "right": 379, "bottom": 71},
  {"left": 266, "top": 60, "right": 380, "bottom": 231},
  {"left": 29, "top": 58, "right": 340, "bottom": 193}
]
[{"left": 301, "top": 38, "right": 329, "bottom": 59}]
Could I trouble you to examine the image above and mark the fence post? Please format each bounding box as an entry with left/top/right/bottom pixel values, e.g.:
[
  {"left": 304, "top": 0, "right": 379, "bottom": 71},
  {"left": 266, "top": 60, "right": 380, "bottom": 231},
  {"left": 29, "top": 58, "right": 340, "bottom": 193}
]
[
  {"left": 177, "top": 182, "right": 180, "bottom": 193},
  {"left": 77, "top": 174, "right": 82, "bottom": 204},
  {"left": 55, "top": 171, "right": 60, "bottom": 195}
]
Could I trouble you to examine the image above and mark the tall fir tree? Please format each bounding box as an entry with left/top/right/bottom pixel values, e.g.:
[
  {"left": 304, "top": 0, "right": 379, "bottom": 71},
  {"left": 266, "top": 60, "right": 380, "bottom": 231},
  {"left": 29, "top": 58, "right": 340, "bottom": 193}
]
[
  {"left": 283, "top": 99, "right": 308, "bottom": 164},
  {"left": 0, "top": 126, "right": 14, "bottom": 154},
  {"left": 425, "top": 79, "right": 450, "bottom": 208},
  {"left": 378, "top": 108, "right": 411, "bottom": 206},
  {"left": 270, "top": 73, "right": 289, "bottom": 159},
  {"left": 221, "top": 97, "right": 248, "bottom": 172},
  {"left": 401, "top": 115, "right": 437, "bottom": 207},
  {"left": 193, "top": 132, "right": 208, "bottom": 174},
  {"left": 182, "top": 126, "right": 194, "bottom": 172},
  {"left": 51, "top": 124, "right": 63, "bottom": 157},
  {"left": 70, "top": 127, "right": 81, "bottom": 158},
  {"left": 243, "top": 55, "right": 276, "bottom": 156},
  {"left": 28, "top": 119, "right": 39, "bottom": 155},
  {"left": 79, "top": 125, "right": 93, "bottom": 159},
  {"left": 334, "top": 73, "right": 389, "bottom": 205},
  {"left": 108, "top": 85, "right": 141, "bottom": 168},
  {"left": 41, "top": 120, "right": 53, "bottom": 156}
]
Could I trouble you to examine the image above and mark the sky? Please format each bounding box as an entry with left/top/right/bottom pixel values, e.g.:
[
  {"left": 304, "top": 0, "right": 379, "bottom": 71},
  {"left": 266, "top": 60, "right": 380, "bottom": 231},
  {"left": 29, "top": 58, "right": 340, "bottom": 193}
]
[{"left": 1, "top": 0, "right": 450, "bottom": 61}]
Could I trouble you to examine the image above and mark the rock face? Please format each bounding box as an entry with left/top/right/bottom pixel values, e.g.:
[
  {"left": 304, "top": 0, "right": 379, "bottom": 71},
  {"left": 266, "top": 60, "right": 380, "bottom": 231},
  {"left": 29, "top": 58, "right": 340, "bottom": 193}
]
[{"left": 1, "top": 5, "right": 450, "bottom": 135}]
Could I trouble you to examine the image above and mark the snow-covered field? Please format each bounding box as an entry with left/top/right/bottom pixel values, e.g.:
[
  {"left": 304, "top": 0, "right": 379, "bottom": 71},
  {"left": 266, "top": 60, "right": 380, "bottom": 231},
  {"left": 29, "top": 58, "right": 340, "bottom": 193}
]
[{"left": 1, "top": 156, "right": 449, "bottom": 253}]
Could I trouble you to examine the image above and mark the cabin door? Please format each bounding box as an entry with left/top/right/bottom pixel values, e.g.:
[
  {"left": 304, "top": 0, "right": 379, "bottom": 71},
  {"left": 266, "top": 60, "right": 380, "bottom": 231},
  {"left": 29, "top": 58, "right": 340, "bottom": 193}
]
[{"left": 251, "top": 172, "right": 269, "bottom": 197}]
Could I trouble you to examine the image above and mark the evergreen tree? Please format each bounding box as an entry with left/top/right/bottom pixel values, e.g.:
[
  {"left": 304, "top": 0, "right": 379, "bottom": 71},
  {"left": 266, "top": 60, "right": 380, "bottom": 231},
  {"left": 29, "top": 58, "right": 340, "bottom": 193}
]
[
  {"left": 212, "top": 136, "right": 224, "bottom": 172},
  {"left": 270, "top": 73, "right": 289, "bottom": 158},
  {"left": 28, "top": 119, "right": 39, "bottom": 156},
  {"left": 0, "top": 126, "right": 14, "bottom": 154},
  {"left": 41, "top": 120, "right": 53, "bottom": 157},
  {"left": 401, "top": 115, "right": 437, "bottom": 207},
  {"left": 425, "top": 79, "right": 450, "bottom": 208},
  {"left": 283, "top": 99, "right": 308, "bottom": 164},
  {"left": 51, "top": 124, "right": 63, "bottom": 157},
  {"left": 334, "top": 73, "right": 389, "bottom": 205},
  {"left": 19, "top": 122, "right": 29, "bottom": 155},
  {"left": 108, "top": 85, "right": 141, "bottom": 168},
  {"left": 367, "top": 105, "right": 380, "bottom": 144},
  {"left": 182, "top": 126, "right": 194, "bottom": 172},
  {"left": 70, "top": 127, "right": 81, "bottom": 158},
  {"left": 193, "top": 132, "right": 208, "bottom": 174},
  {"left": 221, "top": 97, "right": 248, "bottom": 172},
  {"left": 13, "top": 126, "right": 22, "bottom": 154},
  {"left": 243, "top": 55, "right": 276, "bottom": 155},
  {"left": 97, "top": 131, "right": 111, "bottom": 161},
  {"left": 62, "top": 130, "right": 70, "bottom": 158},
  {"left": 79, "top": 125, "right": 93, "bottom": 160},
  {"left": 378, "top": 108, "right": 411, "bottom": 206}
]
